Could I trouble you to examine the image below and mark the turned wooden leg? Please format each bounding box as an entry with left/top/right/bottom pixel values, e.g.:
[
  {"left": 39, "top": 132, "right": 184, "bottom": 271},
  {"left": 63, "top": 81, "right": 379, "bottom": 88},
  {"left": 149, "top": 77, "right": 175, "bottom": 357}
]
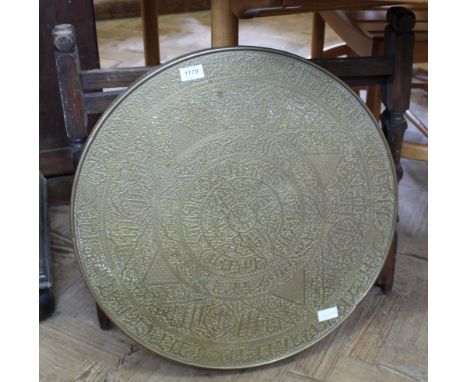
[
  {"left": 380, "top": 7, "right": 414, "bottom": 182},
  {"left": 374, "top": 7, "right": 415, "bottom": 293},
  {"left": 96, "top": 303, "right": 112, "bottom": 330},
  {"left": 53, "top": 24, "right": 88, "bottom": 169},
  {"left": 311, "top": 12, "right": 325, "bottom": 58},
  {"left": 377, "top": 232, "right": 398, "bottom": 294},
  {"left": 211, "top": 0, "right": 239, "bottom": 47},
  {"left": 381, "top": 108, "right": 408, "bottom": 181}
]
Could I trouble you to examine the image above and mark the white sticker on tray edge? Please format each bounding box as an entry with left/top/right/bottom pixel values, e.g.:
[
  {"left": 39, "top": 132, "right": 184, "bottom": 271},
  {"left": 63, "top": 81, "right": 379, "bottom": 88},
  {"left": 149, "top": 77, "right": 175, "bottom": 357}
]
[
  {"left": 317, "top": 306, "right": 339, "bottom": 322},
  {"left": 180, "top": 64, "right": 205, "bottom": 82}
]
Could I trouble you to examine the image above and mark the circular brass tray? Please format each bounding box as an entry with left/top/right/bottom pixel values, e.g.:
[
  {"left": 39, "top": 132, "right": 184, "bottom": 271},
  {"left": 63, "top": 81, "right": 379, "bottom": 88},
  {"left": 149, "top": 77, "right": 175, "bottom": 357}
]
[{"left": 72, "top": 47, "right": 397, "bottom": 369}]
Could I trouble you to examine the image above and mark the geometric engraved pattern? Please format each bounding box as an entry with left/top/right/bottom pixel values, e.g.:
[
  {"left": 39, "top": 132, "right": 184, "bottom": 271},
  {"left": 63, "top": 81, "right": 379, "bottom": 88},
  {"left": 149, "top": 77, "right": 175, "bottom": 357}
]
[{"left": 72, "top": 47, "right": 397, "bottom": 369}]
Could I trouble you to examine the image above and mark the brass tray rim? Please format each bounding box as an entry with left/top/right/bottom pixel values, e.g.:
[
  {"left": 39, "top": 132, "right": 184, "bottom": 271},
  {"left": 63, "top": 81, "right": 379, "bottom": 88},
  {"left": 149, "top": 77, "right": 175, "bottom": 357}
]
[{"left": 71, "top": 46, "right": 398, "bottom": 370}]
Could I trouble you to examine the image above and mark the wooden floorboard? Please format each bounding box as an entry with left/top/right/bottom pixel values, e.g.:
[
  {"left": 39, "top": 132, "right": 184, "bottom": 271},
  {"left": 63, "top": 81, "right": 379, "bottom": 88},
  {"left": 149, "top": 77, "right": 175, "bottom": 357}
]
[{"left": 40, "top": 10, "right": 428, "bottom": 382}]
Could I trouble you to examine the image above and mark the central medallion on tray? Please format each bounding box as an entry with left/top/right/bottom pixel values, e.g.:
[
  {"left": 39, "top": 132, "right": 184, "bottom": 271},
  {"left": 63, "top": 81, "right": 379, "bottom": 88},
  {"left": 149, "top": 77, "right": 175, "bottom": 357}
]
[
  {"left": 185, "top": 158, "right": 296, "bottom": 276},
  {"left": 156, "top": 130, "right": 325, "bottom": 299}
]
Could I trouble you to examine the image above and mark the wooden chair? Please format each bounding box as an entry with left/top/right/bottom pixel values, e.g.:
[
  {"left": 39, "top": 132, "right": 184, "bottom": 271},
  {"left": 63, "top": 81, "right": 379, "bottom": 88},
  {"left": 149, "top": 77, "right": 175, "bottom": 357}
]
[
  {"left": 211, "top": 1, "right": 427, "bottom": 162},
  {"left": 313, "top": 5, "right": 428, "bottom": 161},
  {"left": 211, "top": 0, "right": 407, "bottom": 47},
  {"left": 53, "top": 7, "right": 414, "bottom": 328}
]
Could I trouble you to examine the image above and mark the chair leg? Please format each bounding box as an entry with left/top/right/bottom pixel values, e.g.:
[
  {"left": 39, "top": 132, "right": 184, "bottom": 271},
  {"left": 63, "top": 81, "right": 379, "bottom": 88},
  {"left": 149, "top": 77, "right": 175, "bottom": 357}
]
[
  {"left": 96, "top": 303, "right": 112, "bottom": 330},
  {"left": 381, "top": 109, "right": 408, "bottom": 182},
  {"left": 211, "top": 0, "right": 239, "bottom": 47},
  {"left": 141, "top": 0, "right": 160, "bottom": 66},
  {"left": 311, "top": 12, "right": 325, "bottom": 58},
  {"left": 377, "top": 232, "right": 398, "bottom": 294},
  {"left": 39, "top": 289, "right": 55, "bottom": 321}
]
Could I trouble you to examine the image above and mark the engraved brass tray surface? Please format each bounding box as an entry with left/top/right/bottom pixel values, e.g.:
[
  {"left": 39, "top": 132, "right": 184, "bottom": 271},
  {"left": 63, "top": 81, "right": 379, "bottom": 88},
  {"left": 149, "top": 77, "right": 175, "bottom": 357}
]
[{"left": 72, "top": 47, "right": 397, "bottom": 369}]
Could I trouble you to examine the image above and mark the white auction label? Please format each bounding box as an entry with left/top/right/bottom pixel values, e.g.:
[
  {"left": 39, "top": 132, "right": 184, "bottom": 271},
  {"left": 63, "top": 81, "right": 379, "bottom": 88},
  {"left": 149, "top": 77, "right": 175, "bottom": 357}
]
[
  {"left": 317, "top": 306, "right": 339, "bottom": 322},
  {"left": 179, "top": 64, "right": 205, "bottom": 82}
]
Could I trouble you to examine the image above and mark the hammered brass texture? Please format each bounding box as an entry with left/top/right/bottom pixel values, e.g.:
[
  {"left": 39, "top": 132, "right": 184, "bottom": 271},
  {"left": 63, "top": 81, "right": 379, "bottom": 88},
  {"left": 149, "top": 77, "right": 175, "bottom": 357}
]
[{"left": 72, "top": 47, "right": 397, "bottom": 369}]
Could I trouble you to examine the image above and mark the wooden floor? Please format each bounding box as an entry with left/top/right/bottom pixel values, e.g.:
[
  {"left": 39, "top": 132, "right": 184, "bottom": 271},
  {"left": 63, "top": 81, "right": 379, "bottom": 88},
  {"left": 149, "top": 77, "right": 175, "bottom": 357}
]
[{"left": 40, "top": 11, "right": 428, "bottom": 382}]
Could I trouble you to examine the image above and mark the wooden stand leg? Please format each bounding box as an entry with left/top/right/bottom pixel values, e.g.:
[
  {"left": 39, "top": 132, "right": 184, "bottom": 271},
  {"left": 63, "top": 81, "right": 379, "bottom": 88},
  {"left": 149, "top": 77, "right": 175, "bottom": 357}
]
[
  {"left": 377, "top": 232, "right": 397, "bottom": 294},
  {"left": 96, "top": 303, "right": 112, "bottom": 330},
  {"left": 211, "top": 0, "right": 239, "bottom": 47},
  {"left": 141, "top": 0, "right": 160, "bottom": 66},
  {"left": 311, "top": 13, "right": 325, "bottom": 58}
]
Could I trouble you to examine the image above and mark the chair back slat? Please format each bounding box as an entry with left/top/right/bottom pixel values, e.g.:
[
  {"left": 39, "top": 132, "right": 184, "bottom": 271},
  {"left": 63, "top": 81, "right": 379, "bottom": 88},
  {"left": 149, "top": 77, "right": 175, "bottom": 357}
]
[
  {"left": 80, "top": 67, "right": 153, "bottom": 91},
  {"left": 311, "top": 56, "right": 392, "bottom": 79}
]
